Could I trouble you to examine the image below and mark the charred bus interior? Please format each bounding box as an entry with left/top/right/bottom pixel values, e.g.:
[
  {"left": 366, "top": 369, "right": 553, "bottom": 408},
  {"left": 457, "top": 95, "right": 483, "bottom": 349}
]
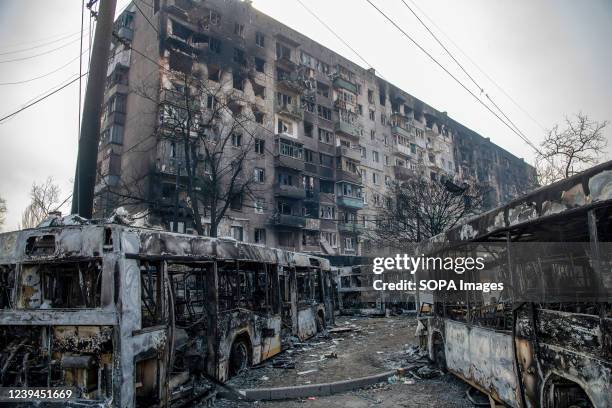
[
  {"left": 419, "top": 163, "right": 612, "bottom": 408},
  {"left": 0, "top": 224, "right": 335, "bottom": 407}
]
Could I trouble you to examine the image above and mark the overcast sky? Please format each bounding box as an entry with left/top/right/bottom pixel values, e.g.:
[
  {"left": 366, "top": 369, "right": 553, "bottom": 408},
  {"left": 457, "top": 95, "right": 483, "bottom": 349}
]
[{"left": 0, "top": 0, "right": 610, "bottom": 231}]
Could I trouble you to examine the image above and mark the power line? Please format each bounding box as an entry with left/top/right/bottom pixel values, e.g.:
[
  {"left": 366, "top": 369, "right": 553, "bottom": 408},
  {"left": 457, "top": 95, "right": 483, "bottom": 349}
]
[
  {"left": 0, "top": 29, "right": 86, "bottom": 51},
  {"left": 0, "top": 49, "right": 88, "bottom": 86},
  {"left": 0, "top": 30, "right": 87, "bottom": 56},
  {"left": 0, "top": 73, "right": 87, "bottom": 123},
  {"left": 133, "top": 0, "right": 159, "bottom": 35},
  {"left": 365, "top": 0, "right": 544, "bottom": 157},
  {"left": 403, "top": 0, "right": 547, "bottom": 132},
  {"left": 0, "top": 35, "right": 84, "bottom": 64},
  {"left": 398, "top": 0, "right": 531, "bottom": 143},
  {"left": 294, "top": 0, "right": 386, "bottom": 80}
]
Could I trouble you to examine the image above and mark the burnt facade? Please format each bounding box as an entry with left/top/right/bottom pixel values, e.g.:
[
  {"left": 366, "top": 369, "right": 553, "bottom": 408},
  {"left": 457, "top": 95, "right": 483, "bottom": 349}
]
[{"left": 94, "top": 0, "right": 536, "bottom": 256}]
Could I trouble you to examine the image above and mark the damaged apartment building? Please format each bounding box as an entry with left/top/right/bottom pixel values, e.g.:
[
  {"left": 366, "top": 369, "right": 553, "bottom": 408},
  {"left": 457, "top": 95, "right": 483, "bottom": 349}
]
[{"left": 94, "top": 0, "right": 536, "bottom": 255}]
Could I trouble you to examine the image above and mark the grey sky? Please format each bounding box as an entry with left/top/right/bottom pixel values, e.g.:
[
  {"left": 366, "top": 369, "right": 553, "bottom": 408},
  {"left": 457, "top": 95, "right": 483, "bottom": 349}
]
[{"left": 0, "top": 0, "right": 610, "bottom": 231}]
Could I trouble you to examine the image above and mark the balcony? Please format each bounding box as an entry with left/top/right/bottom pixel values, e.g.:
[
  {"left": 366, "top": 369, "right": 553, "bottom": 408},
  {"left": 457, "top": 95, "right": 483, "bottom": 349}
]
[
  {"left": 304, "top": 189, "right": 319, "bottom": 201},
  {"left": 332, "top": 76, "right": 358, "bottom": 94},
  {"left": 337, "top": 195, "right": 364, "bottom": 209},
  {"left": 274, "top": 155, "right": 304, "bottom": 171},
  {"left": 393, "top": 165, "right": 415, "bottom": 181},
  {"left": 391, "top": 125, "right": 412, "bottom": 139},
  {"left": 276, "top": 70, "right": 306, "bottom": 93},
  {"left": 106, "top": 49, "right": 131, "bottom": 76},
  {"left": 275, "top": 99, "right": 304, "bottom": 121},
  {"left": 336, "top": 169, "right": 361, "bottom": 185},
  {"left": 319, "top": 192, "right": 335, "bottom": 204},
  {"left": 336, "top": 145, "right": 361, "bottom": 162},
  {"left": 274, "top": 184, "right": 306, "bottom": 199},
  {"left": 335, "top": 120, "right": 361, "bottom": 139},
  {"left": 393, "top": 143, "right": 412, "bottom": 158},
  {"left": 319, "top": 166, "right": 334, "bottom": 179},
  {"left": 270, "top": 214, "right": 306, "bottom": 228},
  {"left": 304, "top": 218, "right": 321, "bottom": 231},
  {"left": 338, "top": 222, "right": 365, "bottom": 234},
  {"left": 276, "top": 56, "right": 297, "bottom": 71}
]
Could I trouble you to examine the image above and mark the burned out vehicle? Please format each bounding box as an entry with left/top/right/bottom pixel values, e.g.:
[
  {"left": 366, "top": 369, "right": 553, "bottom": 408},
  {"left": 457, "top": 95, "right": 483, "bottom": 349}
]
[
  {"left": 0, "top": 222, "right": 334, "bottom": 407},
  {"left": 418, "top": 161, "right": 612, "bottom": 407}
]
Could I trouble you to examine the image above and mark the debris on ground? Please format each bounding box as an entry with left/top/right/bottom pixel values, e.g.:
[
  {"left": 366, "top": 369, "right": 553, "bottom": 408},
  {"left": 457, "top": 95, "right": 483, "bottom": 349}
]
[
  {"left": 217, "top": 316, "right": 473, "bottom": 408},
  {"left": 297, "top": 369, "right": 318, "bottom": 376},
  {"left": 328, "top": 327, "right": 353, "bottom": 333}
]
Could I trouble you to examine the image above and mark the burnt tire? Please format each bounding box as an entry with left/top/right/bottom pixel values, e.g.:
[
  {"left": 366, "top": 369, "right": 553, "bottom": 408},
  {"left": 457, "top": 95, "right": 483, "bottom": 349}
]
[{"left": 229, "top": 339, "right": 249, "bottom": 377}]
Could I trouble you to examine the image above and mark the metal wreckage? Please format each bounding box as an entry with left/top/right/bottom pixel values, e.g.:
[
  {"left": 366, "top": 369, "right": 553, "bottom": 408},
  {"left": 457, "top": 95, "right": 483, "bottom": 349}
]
[
  {"left": 0, "top": 211, "right": 335, "bottom": 407},
  {"left": 417, "top": 160, "right": 612, "bottom": 408},
  {"left": 0, "top": 162, "right": 611, "bottom": 408}
]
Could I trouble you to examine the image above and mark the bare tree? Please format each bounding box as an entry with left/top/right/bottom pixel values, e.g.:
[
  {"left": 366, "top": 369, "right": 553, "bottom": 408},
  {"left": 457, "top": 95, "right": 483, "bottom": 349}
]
[
  {"left": 371, "top": 175, "right": 484, "bottom": 247},
  {"left": 537, "top": 113, "right": 609, "bottom": 185},
  {"left": 0, "top": 195, "right": 6, "bottom": 231},
  {"left": 20, "top": 177, "right": 60, "bottom": 229},
  {"left": 117, "top": 62, "right": 263, "bottom": 237}
]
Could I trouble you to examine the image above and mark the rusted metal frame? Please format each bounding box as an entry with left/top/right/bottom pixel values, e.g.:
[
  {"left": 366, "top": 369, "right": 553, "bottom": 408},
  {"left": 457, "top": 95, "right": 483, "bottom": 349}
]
[
  {"left": 290, "top": 266, "right": 298, "bottom": 336},
  {"left": 206, "top": 260, "right": 219, "bottom": 378},
  {"left": 140, "top": 263, "right": 158, "bottom": 324},
  {"left": 163, "top": 260, "right": 173, "bottom": 407},
  {"left": 0, "top": 310, "right": 118, "bottom": 326},
  {"left": 124, "top": 253, "right": 214, "bottom": 262},
  {"left": 507, "top": 231, "right": 528, "bottom": 408},
  {"left": 587, "top": 209, "right": 607, "bottom": 356}
]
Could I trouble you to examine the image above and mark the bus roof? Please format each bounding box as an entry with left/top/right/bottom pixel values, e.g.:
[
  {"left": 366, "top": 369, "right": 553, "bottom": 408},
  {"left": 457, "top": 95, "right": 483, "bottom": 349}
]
[
  {"left": 428, "top": 160, "right": 612, "bottom": 245},
  {"left": 0, "top": 222, "right": 331, "bottom": 270}
]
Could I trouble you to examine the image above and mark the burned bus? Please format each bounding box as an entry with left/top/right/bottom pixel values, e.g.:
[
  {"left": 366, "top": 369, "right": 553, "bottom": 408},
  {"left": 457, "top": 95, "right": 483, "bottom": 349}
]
[
  {"left": 0, "top": 222, "right": 334, "bottom": 407},
  {"left": 418, "top": 161, "right": 612, "bottom": 408}
]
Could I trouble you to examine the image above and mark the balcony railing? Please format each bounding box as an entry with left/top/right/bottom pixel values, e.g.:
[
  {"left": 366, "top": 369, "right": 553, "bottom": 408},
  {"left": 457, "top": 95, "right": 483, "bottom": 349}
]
[
  {"left": 393, "top": 143, "right": 412, "bottom": 158},
  {"left": 304, "top": 218, "right": 321, "bottom": 231},
  {"left": 336, "top": 145, "right": 361, "bottom": 162},
  {"left": 337, "top": 195, "right": 364, "bottom": 209},
  {"left": 336, "top": 169, "right": 361, "bottom": 185},
  {"left": 274, "top": 155, "right": 305, "bottom": 171},
  {"left": 269, "top": 214, "right": 306, "bottom": 228},
  {"left": 334, "top": 120, "right": 361, "bottom": 138},
  {"left": 338, "top": 222, "right": 365, "bottom": 234},
  {"left": 275, "top": 98, "right": 304, "bottom": 121},
  {"left": 332, "top": 76, "right": 358, "bottom": 94},
  {"left": 391, "top": 125, "right": 412, "bottom": 139},
  {"left": 274, "top": 184, "right": 306, "bottom": 199}
]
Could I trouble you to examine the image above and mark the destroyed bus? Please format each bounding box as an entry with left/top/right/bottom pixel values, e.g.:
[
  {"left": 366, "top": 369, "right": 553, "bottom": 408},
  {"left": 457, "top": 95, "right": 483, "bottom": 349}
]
[
  {"left": 0, "top": 221, "right": 334, "bottom": 407},
  {"left": 418, "top": 161, "right": 612, "bottom": 408}
]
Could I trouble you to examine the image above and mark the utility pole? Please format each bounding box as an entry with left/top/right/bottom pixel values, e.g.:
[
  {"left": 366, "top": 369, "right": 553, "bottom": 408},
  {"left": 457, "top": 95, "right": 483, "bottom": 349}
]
[{"left": 71, "top": 0, "right": 117, "bottom": 218}]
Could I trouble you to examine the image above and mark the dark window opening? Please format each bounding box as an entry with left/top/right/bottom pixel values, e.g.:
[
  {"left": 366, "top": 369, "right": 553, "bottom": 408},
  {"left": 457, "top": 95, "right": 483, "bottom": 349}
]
[
  {"left": 140, "top": 262, "right": 163, "bottom": 328},
  {"left": 255, "top": 57, "right": 265, "bottom": 73}
]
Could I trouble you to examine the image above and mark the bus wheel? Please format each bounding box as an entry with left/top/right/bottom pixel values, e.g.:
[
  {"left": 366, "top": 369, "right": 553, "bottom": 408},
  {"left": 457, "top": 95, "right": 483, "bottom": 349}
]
[{"left": 229, "top": 339, "right": 249, "bottom": 376}]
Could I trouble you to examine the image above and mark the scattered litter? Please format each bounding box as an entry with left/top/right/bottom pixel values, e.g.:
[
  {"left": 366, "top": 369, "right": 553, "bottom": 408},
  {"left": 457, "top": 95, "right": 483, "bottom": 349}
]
[
  {"left": 272, "top": 360, "right": 295, "bottom": 369},
  {"left": 324, "top": 352, "right": 337, "bottom": 359},
  {"left": 417, "top": 366, "right": 441, "bottom": 379},
  {"left": 260, "top": 376, "right": 269, "bottom": 381},
  {"left": 376, "top": 351, "right": 384, "bottom": 354},
  {"left": 297, "top": 369, "right": 318, "bottom": 375},
  {"left": 307, "top": 396, "right": 316, "bottom": 400},
  {"left": 328, "top": 327, "right": 353, "bottom": 333},
  {"left": 403, "top": 378, "right": 415, "bottom": 385}
]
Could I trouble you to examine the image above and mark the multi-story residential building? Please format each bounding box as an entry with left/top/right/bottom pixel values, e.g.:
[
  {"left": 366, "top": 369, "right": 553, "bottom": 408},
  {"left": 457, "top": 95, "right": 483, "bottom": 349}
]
[{"left": 94, "top": 0, "right": 537, "bottom": 255}]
